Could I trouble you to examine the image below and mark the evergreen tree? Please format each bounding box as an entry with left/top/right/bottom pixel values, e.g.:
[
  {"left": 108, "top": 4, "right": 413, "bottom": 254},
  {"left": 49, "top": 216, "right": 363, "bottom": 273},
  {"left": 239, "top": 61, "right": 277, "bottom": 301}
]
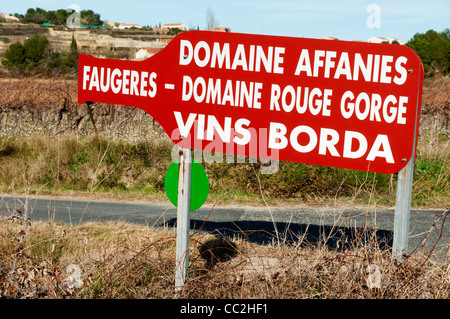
[
  {"left": 1, "top": 34, "right": 50, "bottom": 71},
  {"left": 24, "top": 34, "right": 50, "bottom": 68},
  {"left": 406, "top": 29, "right": 450, "bottom": 76},
  {"left": 1, "top": 42, "right": 27, "bottom": 69},
  {"left": 67, "top": 35, "right": 79, "bottom": 71},
  {"left": 81, "top": 9, "right": 102, "bottom": 26}
]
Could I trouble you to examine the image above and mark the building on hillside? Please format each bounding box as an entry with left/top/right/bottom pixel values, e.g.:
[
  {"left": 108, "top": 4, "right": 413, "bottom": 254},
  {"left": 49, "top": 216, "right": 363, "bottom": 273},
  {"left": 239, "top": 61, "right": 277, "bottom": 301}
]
[
  {"left": 159, "top": 37, "right": 175, "bottom": 44},
  {"left": 0, "top": 13, "right": 20, "bottom": 22},
  {"left": 135, "top": 48, "right": 162, "bottom": 60},
  {"left": 213, "top": 27, "right": 231, "bottom": 32},
  {"left": 317, "top": 36, "right": 339, "bottom": 40},
  {"left": 317, "top": 36, "right": 402, "bottom": 44},
  {"left": 105, "top": 21, "right": 117, "bottom": 28},
  {"left": 161, "top": 23, "right": 188, "bottom": 31},
  {"left": 368, "top": 36, "right": 403, "bottom": 44},
  {"left": 118, "top": 23, "right": 142, "bottom": 30}
]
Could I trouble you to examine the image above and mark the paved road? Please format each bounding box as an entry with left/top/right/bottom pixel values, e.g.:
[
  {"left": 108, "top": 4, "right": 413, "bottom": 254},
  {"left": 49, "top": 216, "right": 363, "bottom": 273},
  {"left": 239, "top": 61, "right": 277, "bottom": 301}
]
[{"left": 1, "top": 195, "right": 448, "bottom": 261}]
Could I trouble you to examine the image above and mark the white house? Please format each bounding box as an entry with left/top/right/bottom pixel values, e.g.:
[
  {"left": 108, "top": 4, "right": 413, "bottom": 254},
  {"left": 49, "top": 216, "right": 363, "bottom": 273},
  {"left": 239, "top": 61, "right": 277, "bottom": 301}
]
[
  {"left": 118, "top": 23, "right": 142, "bottom": 30},
  {"left": 161, "top": 23, "right": 188, "bottom": 31},
  {"left": 135, "top": 48, "right": 161, "bottom": 60},
  {"left": 368, "top": 36, "right": 404, "bottom": 45},
  {"left": 0, "top": 13, "right": 19, "bottom": 22},
  {"left": 317, "top": 36, "right": 339, "bottom": 40}
]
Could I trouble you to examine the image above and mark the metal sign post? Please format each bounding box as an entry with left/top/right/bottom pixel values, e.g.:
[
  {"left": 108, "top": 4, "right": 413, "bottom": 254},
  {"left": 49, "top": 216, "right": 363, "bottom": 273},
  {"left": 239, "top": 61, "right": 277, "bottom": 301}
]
[
  {"left": 393, "top": 158, "right": 414, "bottom": 261},
  {"left": 392, "top": 69, "right": 422, "bottom": 263},
  {"left": 175, "top": 147, "right": 192, "bottom": 291}
]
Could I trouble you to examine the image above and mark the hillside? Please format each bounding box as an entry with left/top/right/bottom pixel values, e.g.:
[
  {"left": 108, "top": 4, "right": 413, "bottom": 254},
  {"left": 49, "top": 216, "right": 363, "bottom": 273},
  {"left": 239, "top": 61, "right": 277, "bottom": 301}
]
[{"left": 0, "top": 23, "right": 173, "bottom": 62}]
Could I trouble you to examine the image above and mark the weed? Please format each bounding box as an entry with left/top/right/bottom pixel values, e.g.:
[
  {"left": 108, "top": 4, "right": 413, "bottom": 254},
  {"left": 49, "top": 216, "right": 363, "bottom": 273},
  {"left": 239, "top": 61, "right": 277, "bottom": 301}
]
[{"left": 0, "top": 204, "right": 448, "bottom": 299}]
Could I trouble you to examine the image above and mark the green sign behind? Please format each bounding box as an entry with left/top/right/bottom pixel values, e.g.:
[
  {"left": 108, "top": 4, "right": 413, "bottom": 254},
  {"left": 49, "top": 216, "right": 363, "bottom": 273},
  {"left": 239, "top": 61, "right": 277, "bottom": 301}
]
[{"left": 164, "top": 160, "right": 209, "bottom": 211}]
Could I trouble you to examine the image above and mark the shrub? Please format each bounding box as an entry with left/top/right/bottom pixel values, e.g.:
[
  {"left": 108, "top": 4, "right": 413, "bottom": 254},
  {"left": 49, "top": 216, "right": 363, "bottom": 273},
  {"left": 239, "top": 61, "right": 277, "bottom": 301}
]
[
  {"left": 1, "top": 42, "right": 27, "bottom": 69},
  {"left": 407, "top": 29, "right": 450, "bottom": 76},
  {"left": 1, "top": 34, "right": 50, "bottom": 71}
]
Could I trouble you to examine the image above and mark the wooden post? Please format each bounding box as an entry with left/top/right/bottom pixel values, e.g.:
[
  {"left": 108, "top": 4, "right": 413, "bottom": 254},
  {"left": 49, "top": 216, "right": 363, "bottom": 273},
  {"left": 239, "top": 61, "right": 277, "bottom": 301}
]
[{"left": 175, "top": 147, "right": 192, "bottom": 291}]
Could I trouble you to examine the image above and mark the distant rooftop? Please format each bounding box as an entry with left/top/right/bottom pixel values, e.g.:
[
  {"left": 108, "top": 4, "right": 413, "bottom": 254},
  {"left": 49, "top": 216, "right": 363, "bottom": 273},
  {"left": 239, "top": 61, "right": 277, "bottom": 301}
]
[
  {"left": 213, "top": 27, "right": 231, "bottom": 32},
  {"left": 162, "top": 23, "right": 188, "bottom": 30},
  {"left": 317, "top": 35, "right": 404, "bottom": 44},
  {"left": 118, "top": 23, "right": 142, "bottom": 29},
  {"left": 317, "top": 36, "right": 339, "bottom": 40},
  {"left": 368, "top": 36, "right": 404, "bottom": 45},
  {"left": 0, "top": 13, "right": 19, "bottom": 22}
]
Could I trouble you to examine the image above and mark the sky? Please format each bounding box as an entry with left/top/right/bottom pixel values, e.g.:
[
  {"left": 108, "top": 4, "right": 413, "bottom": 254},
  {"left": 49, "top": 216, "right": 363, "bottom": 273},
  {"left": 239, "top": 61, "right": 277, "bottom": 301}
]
[{"left": 1, "top": 0, "right": 449, "bottom": 43}]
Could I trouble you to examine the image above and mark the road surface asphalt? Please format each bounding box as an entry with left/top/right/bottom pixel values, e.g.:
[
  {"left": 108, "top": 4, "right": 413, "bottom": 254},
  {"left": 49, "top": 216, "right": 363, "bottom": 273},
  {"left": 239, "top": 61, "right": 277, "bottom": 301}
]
[{"left": 1, "top": 194, "right": 448, "bottom": 261}]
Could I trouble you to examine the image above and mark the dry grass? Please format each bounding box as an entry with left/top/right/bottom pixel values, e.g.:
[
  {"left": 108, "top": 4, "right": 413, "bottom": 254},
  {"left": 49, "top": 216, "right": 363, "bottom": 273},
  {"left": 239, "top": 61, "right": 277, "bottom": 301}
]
[
  {"left": 0, "top": 76, "right": 448, "bottom": 299},
  {"left": 0, "top": 211, "right": 448, "bottom": 299}
]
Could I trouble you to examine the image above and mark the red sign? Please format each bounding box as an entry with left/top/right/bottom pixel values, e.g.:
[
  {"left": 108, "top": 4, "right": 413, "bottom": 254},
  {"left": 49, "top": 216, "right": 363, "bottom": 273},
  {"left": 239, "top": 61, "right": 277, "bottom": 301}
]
[{"left": 78, "top": 31, "right": 423, "bottom": 174}]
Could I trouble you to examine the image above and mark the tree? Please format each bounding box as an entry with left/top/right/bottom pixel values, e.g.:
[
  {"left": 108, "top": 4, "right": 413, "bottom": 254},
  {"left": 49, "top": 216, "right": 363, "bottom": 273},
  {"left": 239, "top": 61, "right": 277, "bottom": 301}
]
[
  {"left": 47, "top": 36, "right": 78, "bottom": 73},
  {"left": 81, "top": 9, "right": 102, "bottom": 26},
  {"left": 13, "top": 13, "right": 24, "bottom": 22},
  {"left": 56, "top": 9, "right": 71, "bottom": 25},
  {"left": 20, "top": 7, "right": 101, "bottom": 26},
  {"left": 206, "top": 7, "right": 218, "bottom": 31},
  {"left": 24, "top": 34, "right": 50, "bottom": 67},
  {"left": 167, "top": 27, "right": 184, "bottom": 36},
  {"left": 46, "top": 11, "right": 58, "bottom": 24},
  {"left": 1, "top": 34, "right": 50, "bottom": 71},
  {"left": 23, "top": 8, "right": 35, "bottom": 23},
  {"left": 67, "top": 35, "right": 79, "bottom": 71},
  {"left": 1, "top": 42, "right": 26, "bottom": 69},
  {"left": 23, "top": 7, "right": 46, "bottom": 24},
  {"left": 406, "top": 29, "right": 450, "bottom": 76}
]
